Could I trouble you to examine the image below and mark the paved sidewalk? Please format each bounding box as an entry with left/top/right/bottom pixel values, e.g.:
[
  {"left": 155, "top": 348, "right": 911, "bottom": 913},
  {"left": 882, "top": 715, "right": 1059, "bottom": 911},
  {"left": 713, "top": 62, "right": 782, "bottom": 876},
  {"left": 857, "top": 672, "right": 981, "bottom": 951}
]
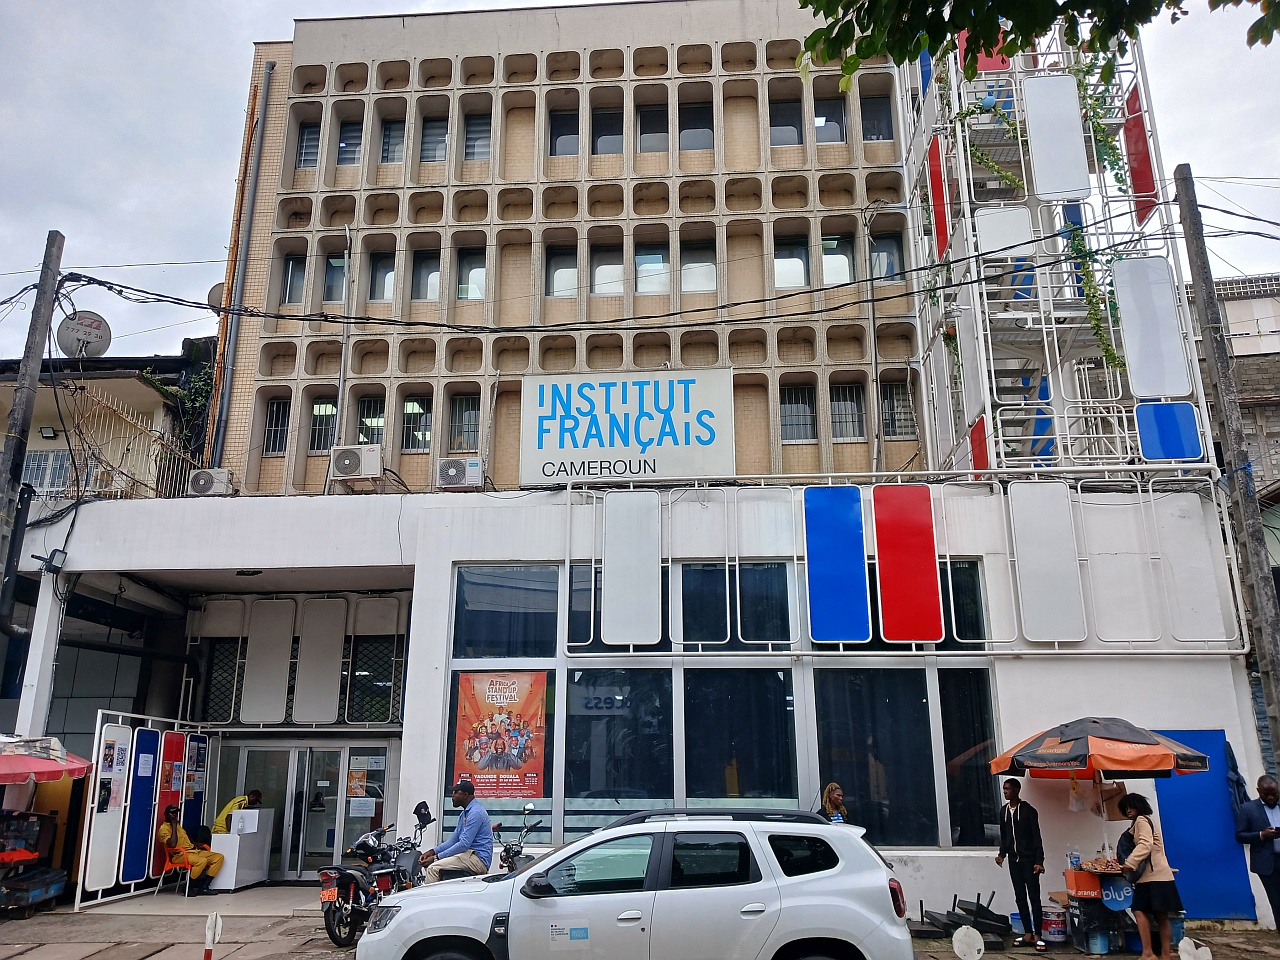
[{"left": 912, "top": 927, "right": 1280, "bottom": 958}]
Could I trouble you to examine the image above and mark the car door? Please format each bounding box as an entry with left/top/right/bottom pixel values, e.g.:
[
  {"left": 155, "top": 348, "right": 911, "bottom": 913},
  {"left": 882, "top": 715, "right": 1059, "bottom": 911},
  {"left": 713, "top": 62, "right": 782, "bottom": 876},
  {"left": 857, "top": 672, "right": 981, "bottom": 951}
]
[
  {"left": 507, "top": 831, "right": 658, "bottom": 960},
  {"left": 647, "top": 829, "right": 782, "bottom": 960}
]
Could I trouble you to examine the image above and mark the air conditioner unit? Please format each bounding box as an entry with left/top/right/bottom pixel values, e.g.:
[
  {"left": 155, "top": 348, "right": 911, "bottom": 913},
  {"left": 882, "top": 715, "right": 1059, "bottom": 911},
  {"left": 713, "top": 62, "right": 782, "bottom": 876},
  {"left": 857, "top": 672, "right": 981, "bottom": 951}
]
[
  {"left": 331, "top": 444, "right": 383, "bottom": 481},
  {"left": 437, "top": 457, "right": 483, "bottom": 489},
  {"left": 187, "top": 468, "right": 237, "bottom": 497}
]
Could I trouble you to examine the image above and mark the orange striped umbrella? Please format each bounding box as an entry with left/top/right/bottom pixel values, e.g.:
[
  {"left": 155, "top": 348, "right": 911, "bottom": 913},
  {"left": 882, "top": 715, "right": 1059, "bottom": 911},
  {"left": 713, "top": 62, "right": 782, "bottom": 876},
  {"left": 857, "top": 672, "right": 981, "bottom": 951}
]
[{"left": 990, "top": 717, "right": 1209, "bottom": 779}]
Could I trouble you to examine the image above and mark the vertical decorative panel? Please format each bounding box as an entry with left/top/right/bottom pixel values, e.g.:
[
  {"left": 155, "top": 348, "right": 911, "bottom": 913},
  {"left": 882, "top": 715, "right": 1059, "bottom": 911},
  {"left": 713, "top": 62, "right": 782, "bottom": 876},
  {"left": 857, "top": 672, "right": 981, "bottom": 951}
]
[
  {"left": 1123, "top": 85, "right": 1158, "bottom": 226},
  {"left": 928, "top": 138, "right": 950, "bottom": 258},
  {"left": 293, "top": 598, "right": 347, "bottom": 723},
  {"left": 1008, "top": 481, "right": 1087, "bottom": 641},
  {"left": 1023, "top": 75, "right": 1091, "bottom": 201},
  {"left": 803, "top": 486, "right": 871, "bottom": 642},
  {"left": 1079, "top": 492, "right": 1159, "bottom": 641},
  {"left": 1136, "top": 402, "right": 1203, "bottom": 462},
  {"left": 873, "top": 485, "right": 944, "bottom": 641},
  {"left": 1152, "top": 490, "right": 1233, "bottom": 641},
  {"left": 974, "top": 206, "right": 1036, "bottom": 259},
  {"left": 602, "top": 490, "right": 663, "bottom": 644},
  {"left": 1114, "top": 257, "right": 1192, "bottom": 398},
  {"left": 240, "top": 599, "right": 295, "bottom": 723}
]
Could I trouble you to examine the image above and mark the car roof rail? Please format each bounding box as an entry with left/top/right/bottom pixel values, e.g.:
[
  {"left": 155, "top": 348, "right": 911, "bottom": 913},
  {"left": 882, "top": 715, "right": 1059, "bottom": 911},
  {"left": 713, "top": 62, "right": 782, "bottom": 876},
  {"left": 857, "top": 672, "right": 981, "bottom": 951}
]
[{"left": 606, "top": 808, "right": 827, "bottom": 828}]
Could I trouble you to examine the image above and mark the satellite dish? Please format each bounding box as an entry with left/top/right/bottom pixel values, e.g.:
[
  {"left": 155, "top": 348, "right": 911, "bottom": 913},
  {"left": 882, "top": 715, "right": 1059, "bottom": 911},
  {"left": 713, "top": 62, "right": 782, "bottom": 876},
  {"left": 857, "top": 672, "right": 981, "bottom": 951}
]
[
  {"left": 207, "top": 282, "right": 225, "bottom": 312},
  {"left": 952, "top": 925, "right": 985, "bottom": 960},
  {"left": 56, "top": 311, "right": 112, "bottom": 359}
]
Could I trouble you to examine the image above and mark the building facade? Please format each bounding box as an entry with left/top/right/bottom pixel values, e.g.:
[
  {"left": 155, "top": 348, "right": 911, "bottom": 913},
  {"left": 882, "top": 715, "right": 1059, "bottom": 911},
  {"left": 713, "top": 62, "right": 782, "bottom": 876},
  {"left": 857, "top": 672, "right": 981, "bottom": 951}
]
[{"left": 13, "top": 0, "right": 1273, "bottom": 921}]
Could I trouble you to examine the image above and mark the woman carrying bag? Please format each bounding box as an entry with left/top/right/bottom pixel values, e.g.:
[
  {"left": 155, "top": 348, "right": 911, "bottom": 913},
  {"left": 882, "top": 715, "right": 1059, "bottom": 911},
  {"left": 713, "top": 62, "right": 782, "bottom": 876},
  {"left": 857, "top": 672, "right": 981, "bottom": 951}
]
[{"left": 1118, "top": 793, "right": 1183, "bottom": 960}]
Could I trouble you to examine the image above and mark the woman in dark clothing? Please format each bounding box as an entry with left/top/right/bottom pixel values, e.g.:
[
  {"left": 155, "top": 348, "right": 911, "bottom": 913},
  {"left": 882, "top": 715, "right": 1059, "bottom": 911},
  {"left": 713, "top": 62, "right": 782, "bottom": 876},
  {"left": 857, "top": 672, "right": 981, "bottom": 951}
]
[{"left": 820, "top": 782, "right": 848, "bottom": 823}]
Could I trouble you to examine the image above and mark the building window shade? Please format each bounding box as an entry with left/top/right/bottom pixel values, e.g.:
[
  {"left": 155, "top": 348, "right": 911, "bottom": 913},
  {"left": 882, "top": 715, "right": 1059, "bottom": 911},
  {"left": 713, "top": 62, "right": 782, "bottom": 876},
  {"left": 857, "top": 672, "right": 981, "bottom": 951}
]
[
  {"left": 308, "top": 398, "right": 337, "bottom": 454},
  {"left": 545, "top": 247, "right": 578, "bottom": 297},
  {"left": 401, "top": 396, "right": 432, "bottom": 452},
  {"left": 830, "top": 384, "right": 866, "bottom": 440},
  {"left": 336, "top": 120, "right": 363, "bottom": 165},
  {"left": 367, "top": 251, "right": 395, "bottom": 301},
  {"left": 822, "top": 236, "right": 855, "bottom": 286},
  {"left": 281, "top": 255, "right": 306, "bottom": 304},
  {"left": 549, "top": 110, "right": 580, "bottom": 156},
  {"left": 449, "top": 393, "right": 481, "bottom": 453},
  {"left": 464, "top": 113, "right": 492, "bottom": 160},
  {"left": 356, "top": 395, "right": 385, "bottom": 445},
  {"left": 780, "top": 385, "right": 818, "bottom": 441},
  {"left": 769, "top": 100, "right": 803, "bottom": 146},
  {"left": 678, "top": 102, "right": 714, "bottom": 151},
  {"left": 420, "top": 117, "right": 448, "bottom": 162},
  {"left": 380, "top": 118, "right": 405, "bottom": 163},
  {"left": 591, "top": 109, "right": 623, "bottom": 155},
  {"left": 263, "top": 398, "right": 290, "bottom": 456},
  {"left": 411, "top": 250, "right": 440, "bottom": 301},
  {"left": 774, "top": 238, "right": 810, "bottom": 289},
  {"left": 680, "top": 242, "right": 716, "bottom": 294},
  {"left": 456, "top": 249, "right": 486, "bottom": 300},
  {"left": 635, "top": 243, "right": 671, "bottom": 294},
  {"left": 590, "top": 246, "right": 624, "bottom": 295},
  {"left": 296, "top": 123, "right": 320, "bottom": 168},
  {"left": 638, "top": 103, "right": 669, "bottom": 153},
  {"left": 814, "top": 98, "right": 846, "bottom": 143}
]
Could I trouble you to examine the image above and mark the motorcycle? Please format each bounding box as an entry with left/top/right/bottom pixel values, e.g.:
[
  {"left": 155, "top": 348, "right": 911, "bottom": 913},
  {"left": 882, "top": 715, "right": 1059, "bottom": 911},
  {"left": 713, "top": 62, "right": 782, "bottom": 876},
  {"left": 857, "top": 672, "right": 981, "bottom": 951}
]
[
  {"left": 319, "top": 800, "right": 435, "bottom": 947},
  {"left": 495, "top": 801, "right": 542, "bottom": 874}
]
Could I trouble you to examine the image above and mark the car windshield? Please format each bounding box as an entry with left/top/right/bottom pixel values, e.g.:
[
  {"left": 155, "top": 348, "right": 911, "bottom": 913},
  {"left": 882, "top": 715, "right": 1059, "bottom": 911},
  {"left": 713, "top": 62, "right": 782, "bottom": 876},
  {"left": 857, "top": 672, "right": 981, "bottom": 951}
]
[{"left": 481, "top": 844, "right": 566, "bottom": 882}]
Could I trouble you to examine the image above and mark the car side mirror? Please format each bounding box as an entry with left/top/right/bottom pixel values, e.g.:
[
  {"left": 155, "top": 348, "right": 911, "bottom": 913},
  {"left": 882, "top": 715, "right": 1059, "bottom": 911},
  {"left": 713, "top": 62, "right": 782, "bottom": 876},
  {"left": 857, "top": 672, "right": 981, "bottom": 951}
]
[
  {"left": 523, "top": 802, "right": 536, "bottom": 814},
  {"left": 521, "top": 873, "right": 556, "bottom": 899}
]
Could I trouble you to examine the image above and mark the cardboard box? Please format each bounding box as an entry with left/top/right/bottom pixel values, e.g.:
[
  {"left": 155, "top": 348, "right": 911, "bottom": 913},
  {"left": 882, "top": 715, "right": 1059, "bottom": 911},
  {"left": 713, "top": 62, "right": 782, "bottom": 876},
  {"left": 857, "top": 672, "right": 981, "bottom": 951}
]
[{"left": 1065, "top": 869, "right": 1102, "bottom": 899}]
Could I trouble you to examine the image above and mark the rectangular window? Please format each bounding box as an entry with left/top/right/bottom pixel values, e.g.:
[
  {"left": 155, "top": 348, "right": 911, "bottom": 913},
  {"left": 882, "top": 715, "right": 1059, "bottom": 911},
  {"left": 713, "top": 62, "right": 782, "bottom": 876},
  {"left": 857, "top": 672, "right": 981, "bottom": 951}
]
[
  {"left": 678, "top": 101, "right": 714, "bottom": 151},
  {"left": 680, "top": 241, "right": 716, "bottom": 294},
  {"left": 21, "top": 451, "right": 49, "bottom": 488},
  {"left": 670, "top": 833, "right": 756, "bottom": 887},
  {"left": 780, "top": 386, "right": 818, "bottom": 442},
  {"left": 939, "top": 669, "right": 999, "bottom": 846},
  {"left": 814, "top": 97, "right": 846, "bottom": 143},
  {"left": 280, "top": 255, "right": 306, "bottom": 304},
  {"left": 356, "top": 395, "right": 385, "bottom": 445},
  {"left": 380, "top": 118, "right": 405, "bottom": 163},
  {"left": 347, "top": 639, "right": 398, "bottom": 723},
  {"left": 566, "top": 669, "right": 673, "bottom": 801},
  {"left": 773, "top": 238, "right": 809, "bottom": 289},
  {"left": 449, "top": 393, "right": 481, "bottom": 453},
  {"left": 861, "top": 96, "right": 894, "bottom": 142},
  {"left": 322, "top": 256, "right": 345, "bottom": 303},
  {"left": 296, "top": 122, "right": 320, "bottom": 168},
  {"left": 545, "top": 247, "right": 578, "bottom": 297},
  {"left": 881, "top": 382, "right": 916, "bottom": 438},
  {"left": 830, "top": 383, "right": 866, "bottom": 440},
  {"left": 45, "top": 450, "right": 71, "bottom": 491},
  {"left": 591, "top": 108, "right": 623, "bottom": 155},
  {"left": 456, "top": 248, "right": 486, "bottom": 300},
  {"left": 871, "top": 234, "right": 904, "bottom": 280},
  {"left": 308, "top": 398, "right": 338, "bottom": 454},
  {"left": 637, "top": 103, "right": 668, "bottom": 152},
  {"left": 822, "top": 236, "right": 855, "bottom": 286},
  {"left": 769, "top": 99, "right": 803, "bottom": 147},
  {"left": 635, "top": 243, "right": 671, "bottom": 294},
  {"left": 263, "top": 398, "right": 290, "bottom": 456},
  {"left": 367, "top": 252, "right": 395, "bottom": 301},
  {"left": 815, "top": 668, "right": 938, "bottom": 845},
  {"left": 685, "top": 668, "right": 797, "bottom": 801},
  {"left": 549, "top": 110, "right": 580, "bottom": 156},
  {"left": 336, "top": 120, "right": 363, "bottom": 165},
  {"left": 420, "top": 116, "right": 448, "bottom": 162},
  {"left": 590, "top": 246, "right": 623, "bottom": 295},
  {"left": 401, "top": 396, "right": 432, "bottom": 452},
  {"left": 681, "top": 562, "right": 790, "bottom": 646},
  {"left": 411, "top": 250, "right": 440, "bottom": 301},
  {"left": 545, "top": 834, "right": 652, "bottom": 895},
  {"left": 568, "top": 563, "right": 671, "bottom": 652},
  {"left": 453, "top": 565, "right": 558, "bottom": 658},
  {"left": 464, "top": 113, "right": 492, "bottom": 160}
]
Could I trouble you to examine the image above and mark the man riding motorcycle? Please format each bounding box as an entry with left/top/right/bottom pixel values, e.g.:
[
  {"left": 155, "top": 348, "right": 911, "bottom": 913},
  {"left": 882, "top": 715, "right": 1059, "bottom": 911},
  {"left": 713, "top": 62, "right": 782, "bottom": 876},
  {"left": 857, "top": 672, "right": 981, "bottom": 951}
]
[{"left": 418, "top": 779, "right": 492, "bottom": 882}]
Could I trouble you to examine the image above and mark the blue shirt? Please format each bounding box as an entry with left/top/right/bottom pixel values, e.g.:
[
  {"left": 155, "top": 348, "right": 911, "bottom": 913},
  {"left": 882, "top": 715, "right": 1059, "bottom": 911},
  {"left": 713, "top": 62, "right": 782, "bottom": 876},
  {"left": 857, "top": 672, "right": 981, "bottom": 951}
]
[{"left": 434, "top": 798, "right": 493, "bottom": 869}]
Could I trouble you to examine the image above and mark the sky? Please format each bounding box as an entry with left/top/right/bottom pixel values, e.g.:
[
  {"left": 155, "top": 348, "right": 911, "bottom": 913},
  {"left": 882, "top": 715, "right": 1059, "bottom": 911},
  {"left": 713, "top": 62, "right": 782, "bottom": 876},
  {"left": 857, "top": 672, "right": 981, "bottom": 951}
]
[{"left": 0, "top": 0, "right": 1276, "bottom": 361}]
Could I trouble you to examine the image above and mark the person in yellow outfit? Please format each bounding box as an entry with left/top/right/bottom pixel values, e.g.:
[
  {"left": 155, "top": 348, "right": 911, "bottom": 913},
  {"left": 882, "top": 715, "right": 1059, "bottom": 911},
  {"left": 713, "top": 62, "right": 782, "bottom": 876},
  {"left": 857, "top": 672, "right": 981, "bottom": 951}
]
[
  {"left": 211, "top": 790, "right": 262, "bottom": 834},
  {"left": 158, "top": 804, "right": 224, "bottom": 896}
]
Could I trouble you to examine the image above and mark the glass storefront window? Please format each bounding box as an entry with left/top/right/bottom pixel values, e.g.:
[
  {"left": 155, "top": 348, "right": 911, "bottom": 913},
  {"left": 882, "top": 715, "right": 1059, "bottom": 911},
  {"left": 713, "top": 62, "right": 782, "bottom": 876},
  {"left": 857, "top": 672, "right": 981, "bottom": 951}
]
[
  {"left": 939, "top": 669, "right": 999, "bottom": 846},
  {"left": 568, "top": 564, "right": 671, "bottom": 651},
  {"left": 815, "top": 668, "right": 938, "bottom": 845},
  {"left": 342, "top": 746, "right": 389, "bottom": 858},
  {"left": 684, "top": 669, "right": 797, "bottom": 803},
  {"left": 453, "top": 565, "right": 558, "bottom": 658},
  {"left": 346, "top": 636, "right": 397, "bottom": 723},
  {"left": 680, "top": 563, "right": 790, "bottom": 648}
]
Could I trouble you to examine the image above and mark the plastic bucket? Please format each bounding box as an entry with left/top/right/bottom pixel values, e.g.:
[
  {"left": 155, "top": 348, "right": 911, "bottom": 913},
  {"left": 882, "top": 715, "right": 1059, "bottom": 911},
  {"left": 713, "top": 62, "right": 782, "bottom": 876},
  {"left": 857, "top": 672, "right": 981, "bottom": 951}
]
[
  {"left": 1043, "top": 905, "right": 1067, "bottom": 943},
  {"left": 1125, "top": 930, "right": 1144, "bottom": 953},
  {"left": 1088, "top": 930, "right": 1110, "bottom": 954},
  {"left": 1010, "top": 912, "right": 1023, "bottom": 935},
  {"left": 1170, "top": 915, "right": 1185, "bottom": 947}
]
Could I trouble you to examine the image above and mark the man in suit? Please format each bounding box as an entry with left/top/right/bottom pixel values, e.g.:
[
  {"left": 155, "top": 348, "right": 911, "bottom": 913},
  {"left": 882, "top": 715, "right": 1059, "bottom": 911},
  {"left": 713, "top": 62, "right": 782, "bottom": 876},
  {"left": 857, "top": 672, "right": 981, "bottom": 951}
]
[{"left": 1237, "top": 774, "right": 1280, "bottom": 926}]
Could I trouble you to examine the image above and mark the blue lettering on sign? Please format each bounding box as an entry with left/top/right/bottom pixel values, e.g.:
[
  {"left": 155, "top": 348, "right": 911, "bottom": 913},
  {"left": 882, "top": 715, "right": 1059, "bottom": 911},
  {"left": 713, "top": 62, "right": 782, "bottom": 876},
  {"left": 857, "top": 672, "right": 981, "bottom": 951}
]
[
  {"left": 569, "top": 928, "right": 589, "bottom": 941},
  {"left": 534, "top": 376, "right": 720, "bottom": 454}
]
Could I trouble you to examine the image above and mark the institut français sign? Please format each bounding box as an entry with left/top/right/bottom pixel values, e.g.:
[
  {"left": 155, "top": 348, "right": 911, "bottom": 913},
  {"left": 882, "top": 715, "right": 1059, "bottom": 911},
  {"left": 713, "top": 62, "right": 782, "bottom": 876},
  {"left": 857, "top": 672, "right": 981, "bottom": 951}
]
[{"left": 520, "top": 369, "right": 736, "bottom": 485}]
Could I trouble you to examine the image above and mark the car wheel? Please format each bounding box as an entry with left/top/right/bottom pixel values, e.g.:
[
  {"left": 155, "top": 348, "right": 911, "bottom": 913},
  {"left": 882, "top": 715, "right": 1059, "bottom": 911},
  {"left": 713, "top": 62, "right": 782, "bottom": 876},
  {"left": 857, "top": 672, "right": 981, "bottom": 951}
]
[{"left": 423, "top": 951, "right": 480, "bottom": 960}]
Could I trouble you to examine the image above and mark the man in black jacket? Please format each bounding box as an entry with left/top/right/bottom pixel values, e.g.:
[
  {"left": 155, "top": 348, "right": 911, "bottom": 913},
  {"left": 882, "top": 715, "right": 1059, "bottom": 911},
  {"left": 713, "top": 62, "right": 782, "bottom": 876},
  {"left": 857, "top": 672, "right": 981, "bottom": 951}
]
[
  {"left": 1236, "top": 774, "right": 1280, "bottom": 927},
  {"left": 995, "top": 778, "right": 1045, "bottom": 948}
]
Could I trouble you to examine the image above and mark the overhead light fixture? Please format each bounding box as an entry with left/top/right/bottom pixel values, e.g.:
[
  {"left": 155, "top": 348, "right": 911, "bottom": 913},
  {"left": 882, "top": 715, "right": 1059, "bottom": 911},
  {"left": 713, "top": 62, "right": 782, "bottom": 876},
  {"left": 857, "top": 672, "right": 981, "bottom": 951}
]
[{"left": 39, "top": 426, "right": 56, "bottom": 440}]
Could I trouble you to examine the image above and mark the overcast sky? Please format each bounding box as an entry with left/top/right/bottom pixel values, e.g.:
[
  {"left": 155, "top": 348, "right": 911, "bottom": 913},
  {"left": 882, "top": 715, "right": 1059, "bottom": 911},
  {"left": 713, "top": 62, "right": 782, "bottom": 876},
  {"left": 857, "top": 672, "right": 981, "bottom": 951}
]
[{"left": 0, "top": 0, "right": 1276, "bottom": 360}]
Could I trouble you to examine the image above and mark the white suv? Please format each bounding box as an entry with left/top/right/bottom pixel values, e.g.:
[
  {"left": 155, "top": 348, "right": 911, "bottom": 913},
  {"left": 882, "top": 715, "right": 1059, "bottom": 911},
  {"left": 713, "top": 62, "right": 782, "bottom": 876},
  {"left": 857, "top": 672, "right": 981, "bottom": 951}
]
[{"left": 356, "top": 809, "right": 912, "bottom": 960}]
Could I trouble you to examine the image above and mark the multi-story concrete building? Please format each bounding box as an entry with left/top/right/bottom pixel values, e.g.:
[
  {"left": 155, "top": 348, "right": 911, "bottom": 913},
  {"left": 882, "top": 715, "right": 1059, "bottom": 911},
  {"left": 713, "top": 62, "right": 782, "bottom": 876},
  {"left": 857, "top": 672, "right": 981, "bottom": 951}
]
[{"left": 13, "top": 0, "right": 1273, "bottom": 921}]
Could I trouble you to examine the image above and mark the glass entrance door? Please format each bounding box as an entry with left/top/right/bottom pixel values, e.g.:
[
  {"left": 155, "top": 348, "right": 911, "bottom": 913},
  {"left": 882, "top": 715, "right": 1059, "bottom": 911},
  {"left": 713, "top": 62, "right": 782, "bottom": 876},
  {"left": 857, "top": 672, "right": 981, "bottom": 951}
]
[
  {"left": 293, "top": 748, "right": 342, "bottom": 873},
  {"left": 243, "top": 748, "right": 291, "bottom": 876}
]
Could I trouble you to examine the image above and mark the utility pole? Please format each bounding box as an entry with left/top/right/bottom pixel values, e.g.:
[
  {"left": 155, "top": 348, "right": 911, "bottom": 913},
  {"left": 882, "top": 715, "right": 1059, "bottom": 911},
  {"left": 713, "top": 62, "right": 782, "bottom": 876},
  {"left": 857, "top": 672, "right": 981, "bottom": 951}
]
[
  {"left": 1175, "top": 164, "right": 1280, "bottom": 769},
  {"left": 0, "top": 231, "right": 65, "bottom": 564}
]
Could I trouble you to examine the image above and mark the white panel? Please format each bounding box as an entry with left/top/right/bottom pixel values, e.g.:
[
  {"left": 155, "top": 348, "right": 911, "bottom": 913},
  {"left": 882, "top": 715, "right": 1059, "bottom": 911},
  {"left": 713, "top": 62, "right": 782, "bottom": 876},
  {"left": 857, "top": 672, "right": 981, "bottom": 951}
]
[
  {"left": 293, "top": 598, "right": 346, "bottom": 723},
  {"left": 1079, "top": 494, "right": 1159, "bottom": 641},
  {"left": 85, "top": 723, "right": 132, "bottom": 891},
  {"left": 931, "top": 343, "right": 956, "bottom": 456},
  {"left": 240, "top": 599, "right": 295, "bottom": 723},
  {"left": 1023, "top": 74, "right": 1091, "bottom": 201},
  {"left": 1114, "top": 257, "right": 1192, "bottom": 398},
  {"left": 602, "top": 490, "right": 662, "bottom": 644},
  {"left": 955, "top": 291, "right": 984, "bottom": 422},
  {"left": 735, "top": 487, "right": 795, "bottom": 558},
  {"left": 974, "top": 207, "right": 1037, "bottom": 258},
  {"left": 1008, "top": 481, "right": 1087, "bottom": 641},
  {"left": 199, "top": 599, "right": 244, "bottom": 637},
  {"left": 354, "top": 597, "right": 399, "bottom": 636},
  {"left": 668, "top": 488, "right": 729, "bottom": 559},
  {"left": 939, "top": 484, "right": 1018, "bottom": 642},
  {"left": 1152, "top": 491, "right": 1233, "bottom": 640}
]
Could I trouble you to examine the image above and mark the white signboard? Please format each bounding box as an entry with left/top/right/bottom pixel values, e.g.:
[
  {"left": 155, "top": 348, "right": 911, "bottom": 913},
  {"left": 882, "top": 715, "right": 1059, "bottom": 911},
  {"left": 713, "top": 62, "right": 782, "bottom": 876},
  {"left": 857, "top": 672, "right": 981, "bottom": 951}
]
[{"left": 520, "top": 369, "right": 736, "bottom": 485}]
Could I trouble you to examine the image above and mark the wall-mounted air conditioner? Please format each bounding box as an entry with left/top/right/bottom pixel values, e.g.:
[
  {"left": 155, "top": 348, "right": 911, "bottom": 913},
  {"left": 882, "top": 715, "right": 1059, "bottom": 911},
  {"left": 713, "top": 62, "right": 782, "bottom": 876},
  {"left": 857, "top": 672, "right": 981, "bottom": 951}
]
[
  {"left": 331, "top": 444, "right": 383, "bottom": 481},
  {"left": 437, "top": 457, "right": 483, "bottom": 489},
  {"left": 187, "top": 468, "right": 237, "bottom": 497}
]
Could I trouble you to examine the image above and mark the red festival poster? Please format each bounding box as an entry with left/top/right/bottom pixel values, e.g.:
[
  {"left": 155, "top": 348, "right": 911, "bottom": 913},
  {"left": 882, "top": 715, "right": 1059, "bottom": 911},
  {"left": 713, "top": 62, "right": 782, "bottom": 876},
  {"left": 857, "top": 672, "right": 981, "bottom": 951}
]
[{"left": 453, "top": 672, "right": 548, "bottom": 798}]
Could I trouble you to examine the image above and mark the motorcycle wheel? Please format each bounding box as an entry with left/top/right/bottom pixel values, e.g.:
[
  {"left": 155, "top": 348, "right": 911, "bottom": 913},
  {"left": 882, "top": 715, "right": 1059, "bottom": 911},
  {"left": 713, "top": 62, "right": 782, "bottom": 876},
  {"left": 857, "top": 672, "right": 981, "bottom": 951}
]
[{"left": 324, "top": 895, "right": 361, "bottom": 947}]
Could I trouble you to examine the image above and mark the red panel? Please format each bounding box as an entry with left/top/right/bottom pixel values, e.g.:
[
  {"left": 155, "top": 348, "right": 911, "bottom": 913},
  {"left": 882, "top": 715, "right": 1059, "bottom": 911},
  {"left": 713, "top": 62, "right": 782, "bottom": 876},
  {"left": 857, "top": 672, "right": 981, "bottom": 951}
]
[
  {"left": 970, "top": 416, "right": 990, "bottom": 471},
  {"left": 928, "top": 138, "right": 951, "bottom": 259},
  {"left": 151, "top": 731, "right": 186, "bottom": 878},
  {"left": 1123, "top": 86, "right": 1158, "bottom": 226},
  {"left": 957, "top": 30, "right": 1010, "bottom": 72},
  {"left": 873, "top": 485, "right": 944, "bottom": 641}
]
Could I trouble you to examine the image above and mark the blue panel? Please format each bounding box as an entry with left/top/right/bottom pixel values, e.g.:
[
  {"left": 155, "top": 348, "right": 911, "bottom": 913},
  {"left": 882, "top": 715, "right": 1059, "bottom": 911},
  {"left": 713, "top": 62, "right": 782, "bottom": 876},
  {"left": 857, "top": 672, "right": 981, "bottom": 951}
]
[
  {"left": 1154, "top": 729, "right": 1255, "bottom": 920},
  {"left": 804, "top": 487, "right": 872, "bottom": 642},
  {"left": 1137, "top": 402, "right": 1203, "bottom": 462},
  {"left": 120, "top": 727, "right": 160, "bottom": 884},
  {"left": 920, "top": 52, "right": 933, "bottom": 94}
]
